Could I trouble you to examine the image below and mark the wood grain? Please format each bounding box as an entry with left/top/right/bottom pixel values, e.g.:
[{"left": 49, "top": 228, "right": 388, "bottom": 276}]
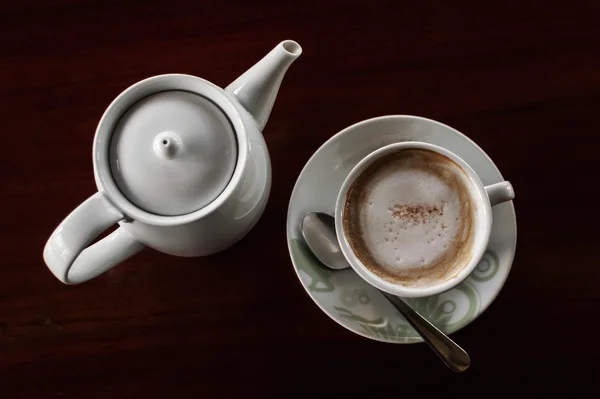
[{"left": 1, "top": 0, "right": 598, "bottom": 396}]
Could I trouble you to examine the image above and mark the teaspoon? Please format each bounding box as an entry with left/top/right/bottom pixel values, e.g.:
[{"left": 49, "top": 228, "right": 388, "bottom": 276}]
[{"left": 301, "top": 212, "right": 470, "bottom": 372}]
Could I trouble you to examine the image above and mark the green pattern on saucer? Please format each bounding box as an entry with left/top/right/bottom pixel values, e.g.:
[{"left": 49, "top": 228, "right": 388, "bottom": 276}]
[
  {"left": 470, "top": 250, "right": 500, "bottom": 282},
  {"left": 291, "top": 238, "right": 498, "bottom": 342},
  {"left": 293, "top": 239, "right": 335, "bottom": 292}
]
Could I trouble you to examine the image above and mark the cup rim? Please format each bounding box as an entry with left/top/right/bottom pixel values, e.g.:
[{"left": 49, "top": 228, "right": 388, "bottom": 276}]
[
  {"left": 92, "top": 74, "right": 248, "bottom": 227},
  {"left": 334, "top": 141, "right": 493, "bottom": 298}
]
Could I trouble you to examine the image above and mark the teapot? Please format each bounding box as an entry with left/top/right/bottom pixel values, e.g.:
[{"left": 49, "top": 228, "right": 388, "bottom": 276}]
[{"left": 44, "top": 40, "right": 302, "bottom": 284}]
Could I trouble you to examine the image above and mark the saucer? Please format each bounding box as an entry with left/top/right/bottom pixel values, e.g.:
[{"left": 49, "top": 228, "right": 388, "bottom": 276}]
[{"left": 286, "top": 115, "right": 517, "bottom": 343}]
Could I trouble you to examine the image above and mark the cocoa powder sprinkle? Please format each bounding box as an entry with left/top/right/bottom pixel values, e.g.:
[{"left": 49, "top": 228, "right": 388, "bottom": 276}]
[{"left": 391, "top": 203, "right": 443, "bottom": 224}]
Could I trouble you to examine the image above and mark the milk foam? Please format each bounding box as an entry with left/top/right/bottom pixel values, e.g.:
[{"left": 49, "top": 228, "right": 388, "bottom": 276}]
[{"left": 343, "top": 150, "right": 475, "bottom": 287}]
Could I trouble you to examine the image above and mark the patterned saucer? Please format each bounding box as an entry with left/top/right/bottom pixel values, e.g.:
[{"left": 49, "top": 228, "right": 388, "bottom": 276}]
[{"left": 286, "top": 116, "right": 517, "bottom": 343}]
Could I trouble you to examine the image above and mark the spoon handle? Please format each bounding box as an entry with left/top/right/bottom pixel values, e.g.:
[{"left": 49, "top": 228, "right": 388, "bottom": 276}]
[{"left": 381, "top": 292, "right": 470, "bottom": 372}]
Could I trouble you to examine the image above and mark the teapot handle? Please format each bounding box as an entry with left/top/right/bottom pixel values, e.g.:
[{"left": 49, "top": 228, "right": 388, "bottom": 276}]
[{"left": 43, "top": 192, "right": 145, "bottom": 284}]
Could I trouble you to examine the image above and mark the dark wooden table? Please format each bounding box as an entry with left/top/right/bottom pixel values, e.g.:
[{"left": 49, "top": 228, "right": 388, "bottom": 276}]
[{"left": 2, "top": 0, "right": 599, "bottom": 396}]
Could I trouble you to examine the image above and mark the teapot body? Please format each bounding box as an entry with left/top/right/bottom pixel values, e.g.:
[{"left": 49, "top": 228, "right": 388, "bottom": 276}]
[{"left": 44, "top": 74, "right": 271, "bottom": 285}]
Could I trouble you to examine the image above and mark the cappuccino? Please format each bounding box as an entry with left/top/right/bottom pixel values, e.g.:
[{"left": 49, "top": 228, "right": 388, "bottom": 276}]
[{"left": 342, "top": 149, "right": 475, "bottom": 288}]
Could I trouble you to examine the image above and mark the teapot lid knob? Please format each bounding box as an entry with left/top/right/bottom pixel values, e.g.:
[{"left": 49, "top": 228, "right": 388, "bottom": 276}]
[{"left": 153, "top": 132, "right": 180, "bottom": 160}]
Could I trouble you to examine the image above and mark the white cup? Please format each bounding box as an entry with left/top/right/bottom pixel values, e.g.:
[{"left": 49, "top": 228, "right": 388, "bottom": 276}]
[{"left": 334, "top": 141, "right": 515, "bottom": 298}]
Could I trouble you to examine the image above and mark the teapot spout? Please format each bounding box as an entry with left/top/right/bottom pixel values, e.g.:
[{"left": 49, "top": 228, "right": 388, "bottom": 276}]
[{"left": 226, "top": 40, "right": 302, "bottom": 130}]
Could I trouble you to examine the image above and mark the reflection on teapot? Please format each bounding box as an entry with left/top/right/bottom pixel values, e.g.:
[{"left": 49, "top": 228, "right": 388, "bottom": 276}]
[{"left": 44, "top": 40, "right": 302, "bottom": 284}]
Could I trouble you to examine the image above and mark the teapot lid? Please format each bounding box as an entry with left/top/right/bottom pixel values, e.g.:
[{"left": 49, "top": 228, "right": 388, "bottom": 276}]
[{"left": 109, "top": 90, "right": 237, "bottom": 216}]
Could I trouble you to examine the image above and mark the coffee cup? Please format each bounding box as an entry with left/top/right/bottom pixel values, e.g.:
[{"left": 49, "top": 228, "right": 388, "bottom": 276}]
[{"left": 334, "top": 141, "right": 514, "bottom": 298}]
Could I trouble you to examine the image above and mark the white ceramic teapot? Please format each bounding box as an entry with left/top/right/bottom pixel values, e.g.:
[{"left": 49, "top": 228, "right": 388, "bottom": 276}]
[{"left": 44, "top": 40, "right": 302, "bottom": 284}]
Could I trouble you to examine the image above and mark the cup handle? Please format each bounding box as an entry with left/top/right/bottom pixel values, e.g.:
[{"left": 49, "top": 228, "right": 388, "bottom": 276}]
[
  {"left": 43, "top": 192, "right": 145, "bottom": 285},
  {"left": 484, "top": 181, "right": 515, "bottom": 206}
]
